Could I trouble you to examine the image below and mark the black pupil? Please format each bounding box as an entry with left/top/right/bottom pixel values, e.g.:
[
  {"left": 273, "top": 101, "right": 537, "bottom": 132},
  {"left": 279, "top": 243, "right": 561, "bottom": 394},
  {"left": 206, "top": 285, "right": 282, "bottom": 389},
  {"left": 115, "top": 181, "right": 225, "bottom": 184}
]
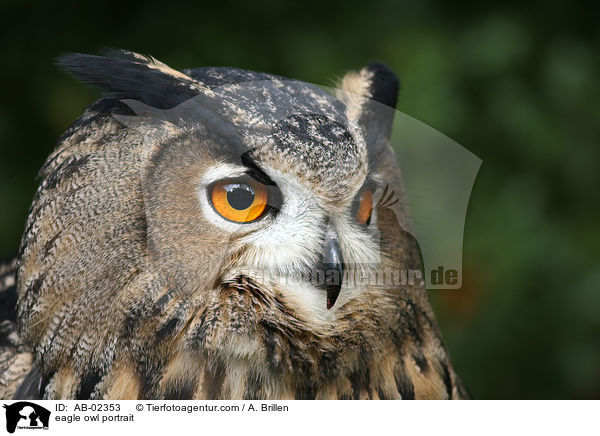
[{"left": 226, "top": 184, "right": 255, "bottom": 210}]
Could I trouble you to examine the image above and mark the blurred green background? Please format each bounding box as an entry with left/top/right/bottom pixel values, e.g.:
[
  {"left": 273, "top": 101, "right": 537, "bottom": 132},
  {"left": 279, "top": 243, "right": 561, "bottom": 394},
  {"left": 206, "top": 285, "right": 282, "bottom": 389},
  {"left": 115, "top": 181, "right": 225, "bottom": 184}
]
[{"left": 0, "top": 0, "right": 598, "bottom": 399}]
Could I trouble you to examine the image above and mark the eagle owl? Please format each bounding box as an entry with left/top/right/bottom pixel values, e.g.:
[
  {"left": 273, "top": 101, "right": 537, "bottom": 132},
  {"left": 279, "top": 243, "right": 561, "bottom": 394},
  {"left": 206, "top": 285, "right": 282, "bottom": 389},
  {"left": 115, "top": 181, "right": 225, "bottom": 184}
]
[{"left": 0, "top": 50, "right": 468, "bottom": 400}]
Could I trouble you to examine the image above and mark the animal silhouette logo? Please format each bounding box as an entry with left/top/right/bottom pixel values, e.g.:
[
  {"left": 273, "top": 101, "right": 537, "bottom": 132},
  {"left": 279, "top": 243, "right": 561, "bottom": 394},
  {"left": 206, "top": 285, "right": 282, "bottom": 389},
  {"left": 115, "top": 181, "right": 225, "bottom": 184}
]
[{"left": 2, "top": 402, "right": 50, "bottom": 433}]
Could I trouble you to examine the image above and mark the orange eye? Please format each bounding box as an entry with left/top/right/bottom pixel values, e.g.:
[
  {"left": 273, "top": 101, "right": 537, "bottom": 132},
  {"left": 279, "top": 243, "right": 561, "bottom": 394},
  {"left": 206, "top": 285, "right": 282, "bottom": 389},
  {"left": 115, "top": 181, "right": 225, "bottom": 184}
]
[
  {"left": 355, "top": 188, "right": 373, "bottom": 226},
  {"left": 210, "top": 178, "right": 269, "bottom": 223}
]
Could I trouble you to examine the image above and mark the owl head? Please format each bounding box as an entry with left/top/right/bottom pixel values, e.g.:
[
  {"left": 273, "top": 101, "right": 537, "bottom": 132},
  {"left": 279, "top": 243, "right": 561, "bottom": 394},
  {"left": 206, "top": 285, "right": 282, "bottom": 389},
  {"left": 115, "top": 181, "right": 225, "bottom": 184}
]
[{"left": 15, "top": 51, "right": 463, "bottom": 400}]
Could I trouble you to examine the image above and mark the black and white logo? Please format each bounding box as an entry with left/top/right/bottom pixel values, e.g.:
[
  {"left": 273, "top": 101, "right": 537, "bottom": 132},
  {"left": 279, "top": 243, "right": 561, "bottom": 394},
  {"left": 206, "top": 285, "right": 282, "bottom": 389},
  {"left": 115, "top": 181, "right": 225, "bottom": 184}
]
[{"left": 3, "top": 402, "right": 50, "bottom": 433}]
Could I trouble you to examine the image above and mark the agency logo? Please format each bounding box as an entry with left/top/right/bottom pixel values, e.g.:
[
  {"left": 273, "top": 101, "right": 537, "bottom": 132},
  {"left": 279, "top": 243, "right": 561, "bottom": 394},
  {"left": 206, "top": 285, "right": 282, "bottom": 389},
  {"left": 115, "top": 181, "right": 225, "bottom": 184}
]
[{"left": 2, "top": 402, "right": 50, "bottom": 433}]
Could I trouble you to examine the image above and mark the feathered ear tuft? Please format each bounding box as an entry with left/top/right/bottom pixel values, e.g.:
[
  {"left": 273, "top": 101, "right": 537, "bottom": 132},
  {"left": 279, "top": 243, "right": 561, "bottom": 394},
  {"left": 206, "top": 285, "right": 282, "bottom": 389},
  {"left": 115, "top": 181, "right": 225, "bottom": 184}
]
[
  {"left": 337, "top": 62, "right": 400, "bottom": 164},
  {"left": 362, "top": 62, "right": 399, "bottom": 110},
  {"left": 56, "top": 49, "right": 203, "bottom": 109},
  {"left": 336, "top": 61, "right": 399, "bottom": 122}
]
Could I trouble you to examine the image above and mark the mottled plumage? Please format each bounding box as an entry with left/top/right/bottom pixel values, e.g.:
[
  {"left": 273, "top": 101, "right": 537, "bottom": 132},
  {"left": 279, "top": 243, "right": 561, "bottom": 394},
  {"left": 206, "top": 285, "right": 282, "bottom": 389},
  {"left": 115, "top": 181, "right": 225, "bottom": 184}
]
[{"left": 1, "top": 50, "right": 468, "bottom": 399}]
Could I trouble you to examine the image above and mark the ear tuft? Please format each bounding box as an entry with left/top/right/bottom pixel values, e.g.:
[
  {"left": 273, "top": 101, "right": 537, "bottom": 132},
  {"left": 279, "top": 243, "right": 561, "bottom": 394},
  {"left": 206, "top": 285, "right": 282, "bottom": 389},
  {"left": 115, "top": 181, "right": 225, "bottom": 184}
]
[
  {"left": 336, "top": 62, "right": 399, "bottom": 112},
  {"left": 56, "top": 50, "right": 202, "bottom": 109},
  {"left": 337, "top": 62, "right": 400, "bottom": 165},
  {"left": 363, "top": 62, "right": 399, "bottom": 110}
]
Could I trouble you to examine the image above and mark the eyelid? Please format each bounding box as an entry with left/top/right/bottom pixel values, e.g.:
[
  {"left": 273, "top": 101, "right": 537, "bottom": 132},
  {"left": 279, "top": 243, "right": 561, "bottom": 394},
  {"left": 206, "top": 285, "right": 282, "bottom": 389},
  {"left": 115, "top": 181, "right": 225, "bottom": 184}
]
[
  {"left": 244, "top": 169, "right": 277, "bottom": 186},
  {"left": 362, "top": 178, "right": 379, "bottom": 192}
]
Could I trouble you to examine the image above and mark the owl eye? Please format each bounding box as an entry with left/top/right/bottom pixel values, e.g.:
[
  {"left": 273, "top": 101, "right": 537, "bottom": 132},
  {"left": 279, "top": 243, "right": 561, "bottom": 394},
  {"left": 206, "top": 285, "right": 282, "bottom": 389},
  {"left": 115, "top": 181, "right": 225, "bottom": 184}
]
[
  {"left": 354, "top": 187, "right": 373, "bottom": 226},
  {"left": 209, "top": 177, "right": 270, "bottom": 223}
]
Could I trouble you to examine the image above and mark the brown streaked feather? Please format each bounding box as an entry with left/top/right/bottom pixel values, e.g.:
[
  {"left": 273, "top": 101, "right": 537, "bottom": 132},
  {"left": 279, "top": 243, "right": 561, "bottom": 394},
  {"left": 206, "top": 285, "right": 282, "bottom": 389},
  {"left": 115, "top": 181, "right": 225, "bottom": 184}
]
[{"left": 0, "top": 256, "right": 34, "bottom": 400}]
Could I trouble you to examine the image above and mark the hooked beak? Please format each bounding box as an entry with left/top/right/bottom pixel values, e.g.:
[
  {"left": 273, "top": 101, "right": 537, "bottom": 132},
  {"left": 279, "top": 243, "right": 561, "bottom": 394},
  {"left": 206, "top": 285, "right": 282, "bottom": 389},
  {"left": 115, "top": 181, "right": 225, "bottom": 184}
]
[{"left": 322, "top": 236, "right": 344, "bottom": 310}]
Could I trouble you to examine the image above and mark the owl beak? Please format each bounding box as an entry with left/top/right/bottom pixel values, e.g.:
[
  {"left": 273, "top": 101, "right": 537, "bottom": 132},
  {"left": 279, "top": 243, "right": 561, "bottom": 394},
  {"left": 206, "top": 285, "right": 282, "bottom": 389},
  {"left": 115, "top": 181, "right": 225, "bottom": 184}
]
[{"left": 322, "top": 237, "right": 344, "bottom": 310}]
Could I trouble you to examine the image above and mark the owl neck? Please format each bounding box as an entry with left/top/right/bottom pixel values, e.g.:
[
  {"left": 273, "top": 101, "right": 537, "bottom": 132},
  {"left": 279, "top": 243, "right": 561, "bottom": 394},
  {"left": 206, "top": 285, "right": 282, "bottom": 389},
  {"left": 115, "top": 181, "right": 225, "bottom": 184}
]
[{"left": 27, "top": 278, "right": 459, "bottom": 399}]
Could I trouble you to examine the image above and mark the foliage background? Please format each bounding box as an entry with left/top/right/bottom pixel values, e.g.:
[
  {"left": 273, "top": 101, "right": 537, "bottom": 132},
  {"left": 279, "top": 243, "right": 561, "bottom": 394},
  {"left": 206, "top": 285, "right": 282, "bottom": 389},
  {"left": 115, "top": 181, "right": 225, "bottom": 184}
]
[{"left": 0, "top": 0, "right": 598, "bottom": 399}]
